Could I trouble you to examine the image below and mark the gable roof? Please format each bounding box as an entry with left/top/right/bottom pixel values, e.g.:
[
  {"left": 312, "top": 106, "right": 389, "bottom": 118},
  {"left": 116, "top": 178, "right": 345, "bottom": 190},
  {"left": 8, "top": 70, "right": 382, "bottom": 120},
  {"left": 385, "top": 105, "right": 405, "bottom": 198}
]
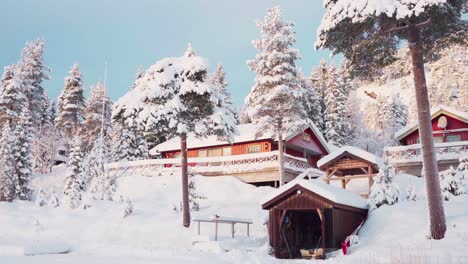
[
  {"left": 395, "top": 105, "right": 468, "bottom": 141},
  {"left": 150, "top": 123, "right": 330, "bottom": 155},
  {"left": 261, "top": 178, "right": 368, "bottom": 210},
  {"left": 317, "top": 146, "right": 382, "bottom": 169}
]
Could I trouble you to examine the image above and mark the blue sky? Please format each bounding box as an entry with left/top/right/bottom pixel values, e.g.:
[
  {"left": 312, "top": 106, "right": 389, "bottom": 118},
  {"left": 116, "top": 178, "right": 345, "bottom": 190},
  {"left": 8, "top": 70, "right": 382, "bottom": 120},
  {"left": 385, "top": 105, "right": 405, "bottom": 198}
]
[{"left": 0, "top": 0, "right": 338, "bottom": 107}]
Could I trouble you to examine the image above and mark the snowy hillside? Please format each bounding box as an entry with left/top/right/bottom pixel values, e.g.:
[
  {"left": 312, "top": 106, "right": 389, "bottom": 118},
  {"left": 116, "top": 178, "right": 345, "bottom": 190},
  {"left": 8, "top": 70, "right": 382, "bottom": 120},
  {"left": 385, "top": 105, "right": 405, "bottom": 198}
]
[{"left": 1, "top": 169, "right": 468, "bottom": 263}]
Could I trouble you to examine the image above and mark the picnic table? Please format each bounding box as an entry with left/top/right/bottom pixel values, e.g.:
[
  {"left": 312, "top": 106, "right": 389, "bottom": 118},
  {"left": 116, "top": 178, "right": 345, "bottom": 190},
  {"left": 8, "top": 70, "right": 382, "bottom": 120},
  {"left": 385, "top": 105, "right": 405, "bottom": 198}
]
[{"left": 193, "top": 215, "right": 253, "bottom": 241}]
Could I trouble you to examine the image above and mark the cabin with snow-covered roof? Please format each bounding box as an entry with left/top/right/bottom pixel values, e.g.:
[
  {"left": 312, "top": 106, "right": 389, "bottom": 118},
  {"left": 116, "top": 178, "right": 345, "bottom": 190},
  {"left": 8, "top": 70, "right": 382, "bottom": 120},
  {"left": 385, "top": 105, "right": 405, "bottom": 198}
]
[
  {"left": 387, "top": 105, "right": 468, "bottom": 176},
  {"left": 149, "top": 123, "right": 330, "bottom": 185}
]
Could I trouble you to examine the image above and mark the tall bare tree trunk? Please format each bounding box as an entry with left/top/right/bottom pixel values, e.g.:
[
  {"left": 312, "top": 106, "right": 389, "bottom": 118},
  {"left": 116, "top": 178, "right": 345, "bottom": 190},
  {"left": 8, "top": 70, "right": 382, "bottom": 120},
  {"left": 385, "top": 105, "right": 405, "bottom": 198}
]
[
  {"left": 180, "top": 133, "right": 190, "bottom": 227},
  {"left": 277, "top": 120, "right": 285, "bottom": 186},
  {"left": 408, "top": 25, "right": 446, "bottom": 240}
]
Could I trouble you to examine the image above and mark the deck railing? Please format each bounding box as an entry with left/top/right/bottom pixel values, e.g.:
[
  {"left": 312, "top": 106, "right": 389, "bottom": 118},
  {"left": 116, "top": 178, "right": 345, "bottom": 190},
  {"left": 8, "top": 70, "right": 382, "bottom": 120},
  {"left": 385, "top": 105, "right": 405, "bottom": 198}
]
[
  {"left": 385, "top": 141, "right": 468, "bottom": 163},
  {"left": 106, "top": 150, "right": 312, "bottom": 177}
]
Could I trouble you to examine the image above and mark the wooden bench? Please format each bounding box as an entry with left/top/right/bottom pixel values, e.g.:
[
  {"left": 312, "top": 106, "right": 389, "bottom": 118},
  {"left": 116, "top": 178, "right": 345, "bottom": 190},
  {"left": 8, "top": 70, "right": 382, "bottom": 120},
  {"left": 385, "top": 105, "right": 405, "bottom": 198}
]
[{"left": 193, "top": 215, "right": 253, "bottom": 241}]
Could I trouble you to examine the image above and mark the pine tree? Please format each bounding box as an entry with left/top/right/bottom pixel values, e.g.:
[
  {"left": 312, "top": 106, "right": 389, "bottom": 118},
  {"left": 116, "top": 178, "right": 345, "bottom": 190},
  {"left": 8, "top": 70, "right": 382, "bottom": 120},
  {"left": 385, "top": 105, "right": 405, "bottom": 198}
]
[
  {"left": 440, "top": 166, "right": 464, "bottom": 201},
  {"left": 0, "top": 125, "right": 16, "bottom": 202},
  {"left": 386, "top": 94, "right": 408, "bottom": 145},
  {"left": 110, "top": 124, "right": 134, "bottom": 162},
  {"left": 63, "top": 137, "right": 84, "bottom": 208},
  {"left": 56, "top": 64, "right": 85, "bottom": 139},
  {"left": 13, "top": 110, "right": 33, "bottom": 200},
  {"left": 0, "top": 65, "right": 29, "bottom": 127},
  {"left": 246, "top": 6, "right": 309, "bottom": 185},
  {"left": 88, "top": 133, "right": 117, "bottom": 201},
  {"left": 369, "top": 159, "right": 400, "bottom": 210},
  {"left": 188, "top": 173, "right": 205, "bottom": 211},
  {"left": 309, "top": 60, "right": 329, "bottom": 135},
  {"left": 83, "top": 133, "right": 109, "bottom": 191},
  {"left": 82, "top": 81, "right": 113, "bottom": 152},
  {"left": 457, "top": 155, "right": 468, "bottom": 180},
  {"left": 324, "top": 64, "right": 349, "bottom": 147},
  {"left": 301, "top": 73, "right": 322, "bottom": 130},
  {"left": 17, "top": 39, "right": 49, "bottom": 128},
  {"left": 35, "top": 188, "right": 47, "bottom": 207}
]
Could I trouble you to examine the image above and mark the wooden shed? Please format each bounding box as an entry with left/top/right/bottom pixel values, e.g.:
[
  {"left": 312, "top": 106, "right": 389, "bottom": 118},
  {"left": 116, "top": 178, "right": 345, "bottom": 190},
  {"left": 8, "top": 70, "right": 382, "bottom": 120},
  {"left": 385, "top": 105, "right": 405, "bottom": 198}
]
[
  {"left": 261, "top": 180, "right": 368, "bottom": 259},
  {"left": 317, "top": 146, "right": 382, "bottom": 197}
]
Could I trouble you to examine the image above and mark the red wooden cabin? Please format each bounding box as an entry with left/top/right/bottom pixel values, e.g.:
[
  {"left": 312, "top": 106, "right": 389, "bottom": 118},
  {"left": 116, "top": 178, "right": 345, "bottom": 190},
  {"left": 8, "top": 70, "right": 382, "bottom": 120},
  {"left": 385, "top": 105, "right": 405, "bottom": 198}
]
[
  {"left": 395, "top": 105, "right": 468, "bottom": 145},
  {"left": 150, "top": 123, "right": 330, "bottom": 167}
]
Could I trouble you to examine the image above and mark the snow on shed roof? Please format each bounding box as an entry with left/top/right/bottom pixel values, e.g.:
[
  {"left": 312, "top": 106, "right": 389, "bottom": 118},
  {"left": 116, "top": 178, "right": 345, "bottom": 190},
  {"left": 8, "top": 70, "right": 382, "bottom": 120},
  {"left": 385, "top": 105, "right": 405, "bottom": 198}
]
[
  {"left": 261, "top": 178, "right": 368, "bottom": 210},
  {"left": 150, "top": 123, "right": 330, "bottom": 155},
  {"left": 317, "top": 146, "right": 382, "bottom": 169},
  {"left": 395, "top": 105, "right": 468, "bottom": 140}
]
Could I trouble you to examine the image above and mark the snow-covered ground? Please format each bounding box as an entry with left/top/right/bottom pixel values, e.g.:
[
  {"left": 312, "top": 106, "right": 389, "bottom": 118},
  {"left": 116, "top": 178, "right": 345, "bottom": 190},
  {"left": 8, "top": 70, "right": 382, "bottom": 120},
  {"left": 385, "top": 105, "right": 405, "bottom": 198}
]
[{"left": 1, "top": 167, "right": 467, "bottom": 263}]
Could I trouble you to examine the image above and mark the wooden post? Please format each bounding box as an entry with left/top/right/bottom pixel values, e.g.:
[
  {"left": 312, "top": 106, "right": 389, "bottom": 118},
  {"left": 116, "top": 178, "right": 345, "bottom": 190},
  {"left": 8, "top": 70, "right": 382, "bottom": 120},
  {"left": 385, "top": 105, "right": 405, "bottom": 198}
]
[
  {"left": 231, "top": 223, "right": 235, "bottom": 238},
  {"left": 341, "top": 179, "right": 346, "bottom": 189},
  {"left": 197, "top": 221, "right": 201, "bottom": 235},
  {"left": 247, "top": 223, "right": 250, "bottom": 237},
  {"left": 368, "top": 164, "right": 373, "bottom": 193},
  {"left": 215, "top": 221, "right": 218, "bottom": 241}
]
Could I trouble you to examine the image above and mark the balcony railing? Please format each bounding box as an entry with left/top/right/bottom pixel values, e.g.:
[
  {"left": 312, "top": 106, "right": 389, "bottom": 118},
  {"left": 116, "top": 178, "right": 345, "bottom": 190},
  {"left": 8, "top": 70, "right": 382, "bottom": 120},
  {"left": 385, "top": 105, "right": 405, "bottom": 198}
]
[
  {"left": 106, "top": 150, "right": 313, "bottom": 177},
  {"left": 385, "top": 141, "right": 468, "bottom": 164}
]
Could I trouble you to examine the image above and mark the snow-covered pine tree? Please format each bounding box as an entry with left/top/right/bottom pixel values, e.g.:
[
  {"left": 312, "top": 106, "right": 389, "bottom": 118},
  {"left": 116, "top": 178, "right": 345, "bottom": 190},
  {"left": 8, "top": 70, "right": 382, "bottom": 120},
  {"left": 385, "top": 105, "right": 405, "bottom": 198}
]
[
  {"left": 324, "top": 64, "right": 349, "bottom": 147},
  {"left": 56, "top": 64, "right": 85, "bottom": 139},
  {"left": 369, "top": 159, "right": 400, "bottom": 210},
  {"left": 13, "top": 109, "right": 33, "bottom": 200},
  {"left": 309, "top": 60, "right": 329, "bottom": 135},
  {"left": 131, "top": 65, "right": 144, "bottom": 90},
  {"left": 110, "top": 123, "right": 134, "bottom": 162},
  {"left": 82, "top": 81, "right": 113, "bottom": 152},
  {"left": 386, "top": 94, "right": 408, "bottom": 145},
  {"left": 83, "top": 132, "right": 109, "bottom": 191},
  {"left": 188, "top": 173, "right": 206, "bottom": 211},
  {"left": 457, "top": 155, "right": 468, "bottom": 180},
  {"left": 49, "top": 188, "right": 60, "bottom": 208},
  {"left": 246, "top": 6, "right": 309, "bottom": 185},
  {"left": 134, "top": 130, "right": 149, "bottom": 160},
  {"left": 301, "top": 72, "right": 322, "bottom": 130},
  {"left": 440, "top": 166, "right": 464, "bottom": 201},
  {"left": 0, "top": 65, "right": 29, "bottom": 127},
  {"left": 63, "top": 137, "right": 85, "bottom": 208},
  {"left": 35, "top": 188, "right": 47, "bottom": 207},
  {"left": 0, "top": 125, "right": 16, "bottom": 202},
  {"left": 114, "top": 43, "right": 237, "bottom": 227},
  {"left": 17, "top": 39, "right": 49, "bottom": 128}
]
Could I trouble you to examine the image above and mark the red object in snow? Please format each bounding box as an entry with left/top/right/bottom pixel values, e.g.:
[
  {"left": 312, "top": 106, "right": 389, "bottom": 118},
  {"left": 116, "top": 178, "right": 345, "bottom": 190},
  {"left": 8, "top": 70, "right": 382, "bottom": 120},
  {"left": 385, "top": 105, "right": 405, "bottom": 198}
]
[{"left": 341, "top": 240, "right": 350, "bottom": 255}]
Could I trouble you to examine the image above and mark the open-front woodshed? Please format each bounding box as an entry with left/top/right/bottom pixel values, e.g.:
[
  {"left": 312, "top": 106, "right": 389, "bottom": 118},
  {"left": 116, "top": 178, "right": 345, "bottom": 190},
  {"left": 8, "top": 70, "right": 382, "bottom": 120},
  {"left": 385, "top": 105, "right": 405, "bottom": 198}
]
[{"left": 261, "top": 180, "right": 368, "bottom": 259}]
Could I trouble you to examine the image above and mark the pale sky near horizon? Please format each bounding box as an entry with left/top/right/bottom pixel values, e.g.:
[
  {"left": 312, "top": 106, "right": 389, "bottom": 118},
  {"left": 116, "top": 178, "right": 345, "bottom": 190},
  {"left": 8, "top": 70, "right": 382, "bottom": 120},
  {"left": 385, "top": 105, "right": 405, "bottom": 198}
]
[{"left": 0, "top": 0, "right": 339, "bottom": 107}]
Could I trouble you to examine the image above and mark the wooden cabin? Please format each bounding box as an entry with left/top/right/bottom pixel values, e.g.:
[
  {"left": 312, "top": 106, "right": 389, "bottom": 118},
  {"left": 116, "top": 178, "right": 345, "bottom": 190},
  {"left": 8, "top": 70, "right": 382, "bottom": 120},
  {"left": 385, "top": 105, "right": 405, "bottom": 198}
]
[
  {"left": 395, "top": 105, "right": 468, "bottom": 145},
  {"left": 261, "top": 180, "right": 368, "bottom": 259},
  {"left": 317, "top": 146, "right": 381, "bottom": 197}
]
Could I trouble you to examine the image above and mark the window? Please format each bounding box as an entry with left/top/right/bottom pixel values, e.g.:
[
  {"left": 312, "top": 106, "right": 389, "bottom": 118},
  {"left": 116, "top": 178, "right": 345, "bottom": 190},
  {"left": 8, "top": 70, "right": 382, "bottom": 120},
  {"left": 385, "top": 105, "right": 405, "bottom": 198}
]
[
  {"left": 247, "top": 144, "right": 261, "bottom": 154},
  {"left": 208, "top": 148, "right": 222, "bottom": 157},
  {"left": 446, "top": 135, "right": 461, "bottom": 142},
  {"left": 223, "top": 147, "right": 232, "bottom": 156},
  {"left": 198, "top": 150, "right": 207, "bottom": 157},
  {"left": 434, "top": 137, "right": 444, "bottom": 143}
]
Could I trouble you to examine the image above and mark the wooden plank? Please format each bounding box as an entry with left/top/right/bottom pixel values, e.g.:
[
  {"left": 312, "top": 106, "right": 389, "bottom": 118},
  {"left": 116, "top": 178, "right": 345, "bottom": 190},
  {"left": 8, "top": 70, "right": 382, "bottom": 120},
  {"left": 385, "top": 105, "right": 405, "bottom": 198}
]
[{"left": 325, "top": 174, "right": 376, "bottom": 181}]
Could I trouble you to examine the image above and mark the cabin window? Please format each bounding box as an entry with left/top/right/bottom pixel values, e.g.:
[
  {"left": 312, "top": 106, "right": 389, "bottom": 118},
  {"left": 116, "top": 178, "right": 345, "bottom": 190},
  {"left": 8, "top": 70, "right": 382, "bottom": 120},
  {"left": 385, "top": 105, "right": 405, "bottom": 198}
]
[
  {"left": 198, "top": 150, "right": 207, "bottom": 157},
  {"left": 247, "top": 144, "right": 261, "bottom": 154},
  {"left": 446, "top": 135, "right": 461, "bottom": 142},
  {"left": 434, "top": 137, "right": 444, "bottom": 143},
  {"left": 208, "top": 148, "right": 223, "bottom": 157},
  {"left": 223, "top": 147, "right": 232, "bottom": 156}
]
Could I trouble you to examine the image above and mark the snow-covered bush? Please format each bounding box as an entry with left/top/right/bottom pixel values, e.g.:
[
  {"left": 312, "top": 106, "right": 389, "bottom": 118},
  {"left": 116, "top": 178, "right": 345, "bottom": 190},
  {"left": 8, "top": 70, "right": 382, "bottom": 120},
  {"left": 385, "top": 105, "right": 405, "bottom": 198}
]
[
  {"left": 406, "top": 181, "right": 416, "bottom": 201},
  {"left": 457, "top": 155, "right": 468, "bottom": 180},
  {"left": 440, "top": 166, "right": 464, "bottom": 201},
  {"left": 188, "top": 173, "right": 206, "bottom": 211},
  {"left": 0, "top": 125, "right": 16, "bottom": 202},
  {"left": 35, "top": 188, "right": 48, "bottom": 207},
  {"left": 122, "top": 198, "right": 133, "bottom": 218},
  {"left": 368, "top": 159, "right": 399, "bottom": 210},
  {"left": 49, "top": 188, "right": 60, "bottom": 208},
  {"left": 64, "top": 137, "right": 85, "bottom": 208}
]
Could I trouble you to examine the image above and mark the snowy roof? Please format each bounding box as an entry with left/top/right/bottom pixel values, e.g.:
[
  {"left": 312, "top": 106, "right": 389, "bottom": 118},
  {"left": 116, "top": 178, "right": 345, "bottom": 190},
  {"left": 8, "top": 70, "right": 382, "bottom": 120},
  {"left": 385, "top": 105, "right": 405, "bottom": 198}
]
[
  {"left": 394, "top": 105, "right": 468, "bottom": 140},
  {"left": 150, "top": 123, "right": 330, "bottom": 155},
  {"left": 317, "top": 146, "right": 382, "bottom": 169},
  {"left": 261, "top": 179, "right": 368, "bottom": 210}
]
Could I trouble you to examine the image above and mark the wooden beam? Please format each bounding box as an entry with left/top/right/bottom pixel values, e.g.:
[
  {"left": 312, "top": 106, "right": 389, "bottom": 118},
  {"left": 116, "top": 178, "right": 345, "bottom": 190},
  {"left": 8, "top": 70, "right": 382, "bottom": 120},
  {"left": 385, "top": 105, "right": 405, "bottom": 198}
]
[
  {"left": 341, "top": 179, "right": 346, "bottom": 189},
  {"left": 316, "top": 209, "right": 323, "bottom": 222},
  {"left": 325, "top": 174, "right": 376, "bottom": 181},
  {"left": 368, "top": 164, "right": 374, "bottom": 193},
  {"left": 360, "top": 167, "right": 368, "bottom": 174}
]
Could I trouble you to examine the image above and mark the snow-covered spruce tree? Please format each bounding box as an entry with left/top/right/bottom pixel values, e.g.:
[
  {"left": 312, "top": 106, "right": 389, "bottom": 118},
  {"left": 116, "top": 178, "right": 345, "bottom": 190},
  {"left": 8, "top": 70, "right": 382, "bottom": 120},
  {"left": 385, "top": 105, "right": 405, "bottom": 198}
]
[
  {"left": 0, "top": 125, "right": 16, "bottom": 202},
  {"left": 440, "top": 166, "right": 464, "bottom": 201},
  {"left": 13, "top": 109, "right": 33, "bottom": 200},
  {"left": 17, "top": 39, "right": 50, "bottom": 128},
  {"left": 113, "top": 44, "right": 237, "bottom": 227},
  {"left": 369, "top": 159, "right": 400, "bottom": 210},
  {"left": 49, "top": 188, "right": 60, "bottom": 208},
  {"left": 316, "top": 0, "right": 465, "bottom": 239},
  {"left": 188, "top": 172, "right": 206, "bottom": 211},
  {"left": 110, "top": 118, "right": 148, "bottom": 162},
  {"left": 246, "top": 6, "right": 310, "bottom": 185},
  {"left": 309, "top": 60, "right": 329, "bottom": 136},
  {"left": 56, "top": 64, "right": 85, "bottom": 139},
  {"left": 63, "top": 137, "right": 85, "bottom": 208},
  {"left": 131, "top": 65, "right": 144, "bottom": 90},
  {"left": 86, "top": 134, "right": 116, "bottom": 201},
  {"left": 35, "top": 188, "right": 47, "bottom": 207},
  {"left": 457, "top": 155, "right": 468, "bottom": 180},
  {"left": 301, "top": 72, "right": 322, "bottom": 131},
  {"left": 0, "top": 65, "right": 29, "bottom": 127},
  {"left": 324, "top": 64, "right": 349, "bottom": 147},
  {"left": 210, "top": 64, "right": 238, "bottom": 127},
  {"left": 82, "top": 81, "right": 113, "bottom": 152},
  {"left": 386, "top": 94, "right": 408, "bottom": 145}
]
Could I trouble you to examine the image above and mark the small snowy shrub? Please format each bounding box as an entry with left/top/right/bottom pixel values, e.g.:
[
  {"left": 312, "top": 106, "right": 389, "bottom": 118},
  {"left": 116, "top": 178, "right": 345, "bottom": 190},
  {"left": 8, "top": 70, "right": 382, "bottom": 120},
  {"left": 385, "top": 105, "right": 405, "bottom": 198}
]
[
  {"left": 188, "top": 173, "right": 206, "bottom": 211},
  {"left": 457, "top": 155, "right": 468, "bottom": 180},
  {"left": 368, "top": 159, "right": 399, "bottom": 210},
  {"left": 35, "top": 188, "right": 48, "bottom": 207},
  {"left": 122, "top": 198, "right": 133, "bottom": 218},
  {"left": 440, "top": 166, "right": 464, "bottom": 201},
  {"left": 406, "top": 181, "right": 416, "bottom": 201},
  {"left": 49, "top": 188, "right": 60, "bottom": 208}
]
